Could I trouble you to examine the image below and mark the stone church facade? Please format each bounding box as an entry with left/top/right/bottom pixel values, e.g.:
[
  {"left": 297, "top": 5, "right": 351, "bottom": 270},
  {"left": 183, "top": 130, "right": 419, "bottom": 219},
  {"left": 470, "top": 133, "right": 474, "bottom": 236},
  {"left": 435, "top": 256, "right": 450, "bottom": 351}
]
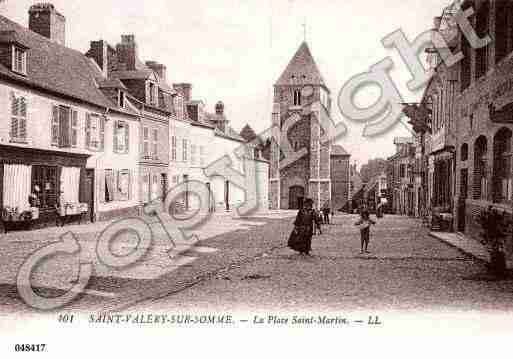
[{"left": 269, "top": 42, "right": 350, "bottom": 210}]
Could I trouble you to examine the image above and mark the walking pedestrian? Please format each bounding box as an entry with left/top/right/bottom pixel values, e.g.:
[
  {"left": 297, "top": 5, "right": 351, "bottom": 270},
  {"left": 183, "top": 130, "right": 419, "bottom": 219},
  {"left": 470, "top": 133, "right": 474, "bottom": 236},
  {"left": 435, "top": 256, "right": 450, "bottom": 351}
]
[
  {"left": 287, "top": 198, "right": 316, "bottom": 256},
  {"left": 322, "top": 205, "right": 331, "bottom": 225},
  {"left": 355, "top": 209, "right": 376, "bottom": 254}
]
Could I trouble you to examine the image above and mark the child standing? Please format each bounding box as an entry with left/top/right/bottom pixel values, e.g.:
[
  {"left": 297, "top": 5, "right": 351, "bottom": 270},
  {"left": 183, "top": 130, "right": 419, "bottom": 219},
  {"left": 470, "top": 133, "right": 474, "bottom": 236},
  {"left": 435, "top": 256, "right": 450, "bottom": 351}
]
[{"left": 355, "top": 210, "right": 376, "bottom": 254}]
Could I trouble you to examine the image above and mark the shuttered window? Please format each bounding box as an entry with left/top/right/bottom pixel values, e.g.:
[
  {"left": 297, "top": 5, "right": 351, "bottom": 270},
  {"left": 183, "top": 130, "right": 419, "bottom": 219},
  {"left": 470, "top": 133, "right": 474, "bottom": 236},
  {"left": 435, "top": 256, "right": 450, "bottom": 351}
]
[
  {"left": 152, "top": 129, "right": 158, "bottom": 159},
  {"left": 143, "top": 126, "right": 150, "bottom": 158},
  {"left": 85, "top": 114, "right": 104, "bottom": 151},
  {"left": 51, "top": 105, "right": 79, "bottom": 148},
  {"left": 12, "top": 46, "right": 27, "bottom": 74},
  {"left": 191, "top": 144, "right": 197, "bottom": 165},
  {"left": 182, "top": 139, "right": 188, "bottom": 162},
  {"left": 114, "top": 120, "right": 129, "bottom": 154},
  {"left": 70, "top": 109, "right": 78, "bottom": 147},
  {"left": 10, "top": 92, "right": 27, "bottom": 142},
  {"left": 171, "top": 136, "right": 177, "bottom": 161}
]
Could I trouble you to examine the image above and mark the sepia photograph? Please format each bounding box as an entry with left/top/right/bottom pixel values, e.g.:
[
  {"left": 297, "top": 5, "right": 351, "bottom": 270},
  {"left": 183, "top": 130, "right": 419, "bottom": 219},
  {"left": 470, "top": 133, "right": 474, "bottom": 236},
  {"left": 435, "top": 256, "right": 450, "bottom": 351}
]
[{"left": 0, "top": 0, "right": 512, "bottom": 357}]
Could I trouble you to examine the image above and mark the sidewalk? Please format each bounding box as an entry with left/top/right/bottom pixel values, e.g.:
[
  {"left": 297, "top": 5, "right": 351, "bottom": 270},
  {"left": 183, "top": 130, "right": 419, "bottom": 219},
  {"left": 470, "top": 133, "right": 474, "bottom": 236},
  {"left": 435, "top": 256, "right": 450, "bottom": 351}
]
[
  {"left": 429, "top": 231, "right": 513, "bottom": 269},
  {"left": 0, "top": 208, "right": 296, "bottom": 242},
  {"left": 0, "top": 208, "right": 297, "bottom": 295}
]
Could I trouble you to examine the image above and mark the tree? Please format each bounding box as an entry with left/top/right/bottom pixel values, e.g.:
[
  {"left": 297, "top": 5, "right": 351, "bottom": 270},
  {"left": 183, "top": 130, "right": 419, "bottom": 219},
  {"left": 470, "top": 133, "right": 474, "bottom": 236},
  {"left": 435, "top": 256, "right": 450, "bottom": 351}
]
[{"left": 360, "top": 158, "right": 388, "bottom": 183}]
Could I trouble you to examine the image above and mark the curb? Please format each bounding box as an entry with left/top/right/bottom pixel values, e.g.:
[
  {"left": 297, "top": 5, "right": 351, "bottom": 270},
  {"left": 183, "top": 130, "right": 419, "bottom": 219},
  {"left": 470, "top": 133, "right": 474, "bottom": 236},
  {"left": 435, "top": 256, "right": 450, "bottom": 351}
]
[{"left": 428, "top": 232, "right": 490, "bottom": 266}]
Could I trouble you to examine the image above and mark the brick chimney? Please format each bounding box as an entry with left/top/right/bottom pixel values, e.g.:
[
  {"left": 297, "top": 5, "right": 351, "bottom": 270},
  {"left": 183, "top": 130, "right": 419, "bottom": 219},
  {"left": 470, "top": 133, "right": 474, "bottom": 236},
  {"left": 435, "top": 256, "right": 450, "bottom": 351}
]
[
  {"left": 116, "top": 34, "right": 138, "bottom": 71},
  {"left": 87, "top": 40, "right": 108, "bottom": 77},
  {"left": 146, "top": 61, "right": 167, "bottom": 80},
  {"left": 214, "top": 101, "right": 228, "bottom": 132},
  {"left": 28, "top": 3, "right": 66, "bottom": 46},
  {"left": 173, "top": 83, "right": 192, "bottom": 102}
]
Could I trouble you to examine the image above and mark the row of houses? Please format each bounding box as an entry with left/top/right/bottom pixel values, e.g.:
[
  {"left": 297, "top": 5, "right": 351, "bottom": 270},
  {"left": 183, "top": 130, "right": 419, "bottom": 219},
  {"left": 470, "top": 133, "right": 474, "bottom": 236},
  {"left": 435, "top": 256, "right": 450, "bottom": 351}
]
[
  {"left": 0, "top": 3, "right": 268, "bottom": 230},
  {"left": 399, "top": 0, "right": 513, "bottom": 257}
]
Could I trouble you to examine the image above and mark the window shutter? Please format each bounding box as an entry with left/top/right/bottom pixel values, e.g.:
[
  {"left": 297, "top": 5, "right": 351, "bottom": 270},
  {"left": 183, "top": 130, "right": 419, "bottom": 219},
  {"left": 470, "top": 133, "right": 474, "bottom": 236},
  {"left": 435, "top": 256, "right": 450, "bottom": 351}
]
[
  {"left": 71, "top": 110, "right": 78, "bottom": 147},
  {"left": 11, "top": 117, "right": 18, "bottom": 140},
  {"left": 128, "top": 169, "right": 133, "bottom": 200},
  {"left": 19, "top": 116, "right": 26, "bottom": 140},
  {"left": 113, "top": 170, "right": 119, "bottom": 201},
  {"left": 100, "top": 116, "right": 105, "bottom": 151},
  {"left": 124, "top": 122, "right": 129, "bottom": 153},
  {"left": 98, "top": 170, "right": 106, "bottom": 203},
  {"left": 10, "top": 93, "right": 18, "bottom": 139},
  {"left": 51, "top": 105, "right": 59, "bottom": 145},
  {"left": 85, "top": 114, "right": 91, "bottom": 148},
  {"left": 152, "top": 129, "right": 158, "bottom": 159},
  {"left": 143, "top": 127, "right": 149, "bottom": 157},
  {"left": 20, "top": 97, "right": 27, "bottom": 140},
  {"left": 11, "top": 92, "right": 18, "bottom": 116},
  {"left": 19, "top": 96, "right": 26, "bottom": 118},
  {"left": 113, "top": 121, "right": 118, "bottom": 153}
]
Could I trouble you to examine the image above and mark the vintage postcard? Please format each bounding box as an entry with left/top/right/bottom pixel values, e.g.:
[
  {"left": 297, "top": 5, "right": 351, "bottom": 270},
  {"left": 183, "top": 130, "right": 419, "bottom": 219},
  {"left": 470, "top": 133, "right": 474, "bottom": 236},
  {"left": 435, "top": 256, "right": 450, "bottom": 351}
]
[{"left": 0, "top": 0, "right": 512, "bottom": 357}]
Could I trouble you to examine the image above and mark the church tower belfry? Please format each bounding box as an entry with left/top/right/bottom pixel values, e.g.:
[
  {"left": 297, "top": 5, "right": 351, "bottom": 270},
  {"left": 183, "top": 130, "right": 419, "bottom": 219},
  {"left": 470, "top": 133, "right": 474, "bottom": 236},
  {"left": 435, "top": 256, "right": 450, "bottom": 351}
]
[{"left": 269, "top": 41, "right": 332, "bottom": 210}]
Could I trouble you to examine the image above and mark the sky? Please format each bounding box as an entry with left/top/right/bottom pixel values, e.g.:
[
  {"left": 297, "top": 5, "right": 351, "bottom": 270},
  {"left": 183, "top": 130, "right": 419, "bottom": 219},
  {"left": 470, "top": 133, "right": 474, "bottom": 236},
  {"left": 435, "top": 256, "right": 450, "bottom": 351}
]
[{"left": 0, "top": 0, "right": 452, "bottom": 168}]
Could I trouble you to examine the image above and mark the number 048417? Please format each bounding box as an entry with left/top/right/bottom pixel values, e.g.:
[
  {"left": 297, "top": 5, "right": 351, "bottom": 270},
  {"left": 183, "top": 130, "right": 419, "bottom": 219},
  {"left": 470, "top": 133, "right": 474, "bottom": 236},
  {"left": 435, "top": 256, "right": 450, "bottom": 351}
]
[{"left": 14, "top": 344, "right": 46, "bottom": 352}]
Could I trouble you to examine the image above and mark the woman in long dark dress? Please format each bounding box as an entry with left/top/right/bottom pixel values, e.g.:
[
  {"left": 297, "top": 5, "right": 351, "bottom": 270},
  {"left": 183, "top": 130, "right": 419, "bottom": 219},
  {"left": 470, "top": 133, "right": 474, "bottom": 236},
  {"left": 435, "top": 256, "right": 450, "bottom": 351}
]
[{"left": 288, "top": 198, "right": 316, "bottom": 255}]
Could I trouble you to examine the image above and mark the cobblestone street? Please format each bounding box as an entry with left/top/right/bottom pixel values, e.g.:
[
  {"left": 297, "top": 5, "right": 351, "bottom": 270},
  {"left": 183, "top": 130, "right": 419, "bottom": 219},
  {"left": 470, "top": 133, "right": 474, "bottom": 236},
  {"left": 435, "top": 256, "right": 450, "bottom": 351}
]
[
  {"left": 125, "top": 214, "right": 513, "bottom": 313},
  {"left": 2, "top": 212, "right": 513, "bottom": 315}
]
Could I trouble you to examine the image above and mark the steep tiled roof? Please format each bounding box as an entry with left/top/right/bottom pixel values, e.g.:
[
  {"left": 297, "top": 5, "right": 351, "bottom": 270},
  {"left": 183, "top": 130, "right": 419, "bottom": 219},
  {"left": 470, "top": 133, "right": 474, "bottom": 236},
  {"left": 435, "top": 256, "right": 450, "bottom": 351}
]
[
  {"left": 111, "top": 69, "right": 154, "bottom": 80},
  {"left": 276, "top": 42, "right": 326, "bottom": 87},
  {"left": 331, "top": 144, "right": 349, "bottom": 156},
  {"left": 0, "top": 15, "right": 133, "bottom": 115},
  {"left": 98, "top": 78, "right": 127, "bottom": 90}
]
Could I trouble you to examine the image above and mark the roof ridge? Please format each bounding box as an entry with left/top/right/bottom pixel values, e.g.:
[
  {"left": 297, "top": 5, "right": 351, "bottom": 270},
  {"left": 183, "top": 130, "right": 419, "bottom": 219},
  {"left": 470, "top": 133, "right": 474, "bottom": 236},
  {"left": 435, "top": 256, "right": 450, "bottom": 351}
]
[{"left": 275, "top": 41, "right": 326, "bottom": 87}]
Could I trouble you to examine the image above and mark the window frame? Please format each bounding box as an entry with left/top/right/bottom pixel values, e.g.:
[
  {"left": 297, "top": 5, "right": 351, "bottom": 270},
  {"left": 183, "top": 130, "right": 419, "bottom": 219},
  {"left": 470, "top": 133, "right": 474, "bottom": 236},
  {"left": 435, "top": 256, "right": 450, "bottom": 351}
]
[
  {"left": 10, "top": 92, "right": 27, "bottom": 143},
  {"left": 85, "top": 113, "right": 105, "bottom": 151},
  {"left": 113, "top": 120, "right": 130, "bottom": 154},
  {"left": 143, "top": 126, "right": 150, "bottom": 159},
  {"left": 152, "top": 128, "right": 159, "bottom": 160},
  {"left": 11, "top": 46, "right": 27, "bottom": 75},
  {"left": 50, "top": 105, "right": 79, "bottom": 148},
  {"left": 182, "top": 138, "right": 188, "bottom": 162}
]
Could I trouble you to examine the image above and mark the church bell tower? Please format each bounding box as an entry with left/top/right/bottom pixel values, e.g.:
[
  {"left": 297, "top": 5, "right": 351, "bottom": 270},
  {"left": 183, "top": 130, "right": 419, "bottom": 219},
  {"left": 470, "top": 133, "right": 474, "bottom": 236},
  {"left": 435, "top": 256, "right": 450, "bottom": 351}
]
[{"left": 269, "top": 41, "right": 332, "bottom": 210}]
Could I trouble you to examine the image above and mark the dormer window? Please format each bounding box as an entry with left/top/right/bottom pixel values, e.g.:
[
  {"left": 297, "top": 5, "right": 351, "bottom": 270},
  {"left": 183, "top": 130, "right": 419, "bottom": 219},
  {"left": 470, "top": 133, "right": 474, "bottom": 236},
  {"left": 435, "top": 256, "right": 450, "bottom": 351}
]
[
  {"left": 148, "top": 82, "right": 157, "bottom": 105},
  {"left": 12, "top": 46, "right": 27, "bottom": 75}
]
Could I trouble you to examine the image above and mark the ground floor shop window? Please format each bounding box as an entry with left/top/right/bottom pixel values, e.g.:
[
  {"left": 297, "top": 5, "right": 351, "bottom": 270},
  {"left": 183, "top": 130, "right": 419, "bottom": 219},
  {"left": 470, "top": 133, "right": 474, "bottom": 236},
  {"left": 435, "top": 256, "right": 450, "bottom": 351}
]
[
  {"left": 102, "top": 169, "right": 131, "bottom": 203},
  {"left": 32, "top": 165, "right": 58, "bottom": 209}
]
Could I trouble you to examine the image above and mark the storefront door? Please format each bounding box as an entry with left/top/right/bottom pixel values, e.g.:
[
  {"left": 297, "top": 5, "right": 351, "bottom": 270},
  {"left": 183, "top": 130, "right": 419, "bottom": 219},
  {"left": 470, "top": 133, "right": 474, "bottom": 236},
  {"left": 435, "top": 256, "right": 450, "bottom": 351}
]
[{"left": 84, "top": 169, "right": 95, "bottom": 222}]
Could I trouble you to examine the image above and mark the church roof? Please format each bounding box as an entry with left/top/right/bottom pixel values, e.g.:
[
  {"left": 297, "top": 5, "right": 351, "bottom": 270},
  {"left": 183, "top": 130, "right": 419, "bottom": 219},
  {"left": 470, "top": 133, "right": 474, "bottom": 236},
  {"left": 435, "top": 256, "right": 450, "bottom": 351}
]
[
  {"left": 331, "top": 144, "right": 349, "bottom": 156},
  {"left": 275, "top": 41, "right": 326, "bottom": 87}
]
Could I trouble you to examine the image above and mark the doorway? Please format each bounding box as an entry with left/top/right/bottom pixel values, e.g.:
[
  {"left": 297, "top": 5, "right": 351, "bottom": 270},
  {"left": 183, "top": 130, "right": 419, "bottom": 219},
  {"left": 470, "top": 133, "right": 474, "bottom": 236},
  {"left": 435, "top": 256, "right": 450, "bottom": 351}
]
[
  {"left": 84, "top": 169, "right": 95, "bottom": 222},
  {"left": 289, "top": 185, "right": 305, "bottom": 209}
]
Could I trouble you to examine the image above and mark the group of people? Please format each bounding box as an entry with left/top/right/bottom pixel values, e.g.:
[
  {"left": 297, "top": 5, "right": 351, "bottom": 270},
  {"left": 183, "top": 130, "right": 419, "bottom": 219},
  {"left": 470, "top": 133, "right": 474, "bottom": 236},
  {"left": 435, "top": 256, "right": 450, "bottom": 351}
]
[
  {"left": 288, "top": 199, "right": 376, "bottom": 256},
  {"left": 313, "top": 206, "right": 333, "bottom": 235}
]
